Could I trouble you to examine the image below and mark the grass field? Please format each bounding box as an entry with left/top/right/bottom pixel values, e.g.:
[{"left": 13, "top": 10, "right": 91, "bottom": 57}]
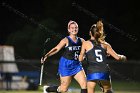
[
  {"left": 0, "top": 80, "right": 140, "bottom": 93},
  {"left": 0, "top": 90, "right": 140, "bottom": 93}
]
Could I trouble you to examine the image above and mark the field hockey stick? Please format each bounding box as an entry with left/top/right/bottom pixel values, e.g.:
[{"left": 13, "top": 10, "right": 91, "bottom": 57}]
[
  {"left": 39, "top": 38, "right": 50, "bottom": 86},
  {"left": 39, "top": 62, "right": 44, "bottom": 85}
]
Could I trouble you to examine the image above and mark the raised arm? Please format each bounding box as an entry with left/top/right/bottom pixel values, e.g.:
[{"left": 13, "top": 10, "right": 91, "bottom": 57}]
[{"left": 106, "top": 43, "right": 126, "bottom": 61}]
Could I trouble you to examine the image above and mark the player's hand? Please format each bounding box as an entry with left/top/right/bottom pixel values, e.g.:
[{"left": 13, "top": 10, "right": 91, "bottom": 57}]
[
  {"left": 41, "top": 56, "right": 47, "bottom": 63},
  {"left": 41, "top": 57, "right": 44, "bottom": 63},
  {"left": 41, "top": 53, "right": 49, "bottom": 64},
  {"left": 120, "top": 55, "right": 127, "bottom": 62}
]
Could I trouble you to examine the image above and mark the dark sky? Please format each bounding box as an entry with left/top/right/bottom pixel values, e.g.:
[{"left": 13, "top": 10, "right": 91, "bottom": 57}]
[{"left": 0, "top": 0, "right": 139, "bottom": 60}]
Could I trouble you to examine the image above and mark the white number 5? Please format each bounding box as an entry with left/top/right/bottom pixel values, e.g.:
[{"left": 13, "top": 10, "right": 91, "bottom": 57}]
[{"left": 95, "top": 50, "right": 103, "bottom": 62}]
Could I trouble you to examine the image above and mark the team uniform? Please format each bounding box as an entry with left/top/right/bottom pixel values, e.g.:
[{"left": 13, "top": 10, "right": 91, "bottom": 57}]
[
  {"left": 58, "top": 36, "right": 83, "bottom": 77},
  {"left": 86, "top": 40, "right": 110, "bottom": 81}
]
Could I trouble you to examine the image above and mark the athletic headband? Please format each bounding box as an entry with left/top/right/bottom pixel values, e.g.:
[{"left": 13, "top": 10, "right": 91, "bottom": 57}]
[
  {"left": 90, "top": 24, "right": 97, "bottom": 31},
  {"left": 67, "top": 20, "right": 78, "bottom": 29},
  {"left": 93, "top": 24, "right": 96, "bottom": 27}
]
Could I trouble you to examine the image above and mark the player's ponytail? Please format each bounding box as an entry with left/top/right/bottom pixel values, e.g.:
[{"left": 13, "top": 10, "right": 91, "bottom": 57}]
[
  {"left": 90, "top": 24, "right": 101, "bottom": 45},
  {"left": 96, "top": 20, "right": 106, "bottom": 42},
  {"left": 90, "top": 20, "right": 105, "bottom": 45}
]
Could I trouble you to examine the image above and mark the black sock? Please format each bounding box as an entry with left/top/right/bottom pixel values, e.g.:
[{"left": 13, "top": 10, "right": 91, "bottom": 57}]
[
  {"left": 46, "top": 86, "right": 59, "bottom": 92},
  {"left": 105, "top": 90, "right": 113, "bottom": 93},
  {"left": 81, "top": 89, "right": 87, "bottom": 93}
]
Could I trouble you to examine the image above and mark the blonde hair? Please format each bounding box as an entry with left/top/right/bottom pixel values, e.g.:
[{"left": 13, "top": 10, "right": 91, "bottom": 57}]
[
  {"left": 96, "top": 20, "right": 106, "bottom": 42},
  {"left": 90, "top": 20, "right": 105, "bottom": 44}
]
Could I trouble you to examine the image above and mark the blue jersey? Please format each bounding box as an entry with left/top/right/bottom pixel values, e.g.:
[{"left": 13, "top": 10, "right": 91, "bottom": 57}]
[
  {"left": 58, "top": 36, "right": 83, "bottom": 77},
  {"left": 62, "top": 36, "right": 82, "bottom": 60}
]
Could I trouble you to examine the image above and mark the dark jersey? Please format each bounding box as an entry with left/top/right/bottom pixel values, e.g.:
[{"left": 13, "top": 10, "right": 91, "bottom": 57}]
[
  {"left": 62, "top": 36, "right": 82, "bottom": 60},
  {"left": 86, "top": 40, "right": 109, "bottom": 74}
]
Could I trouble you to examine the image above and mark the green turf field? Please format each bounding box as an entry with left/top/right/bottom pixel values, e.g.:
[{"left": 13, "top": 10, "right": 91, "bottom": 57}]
[
  {"left": 0, "top": 80, "right": 140, "bottom": 93},
  {"left": 0, "top": 90, "right": 140, "bottom": 93}
]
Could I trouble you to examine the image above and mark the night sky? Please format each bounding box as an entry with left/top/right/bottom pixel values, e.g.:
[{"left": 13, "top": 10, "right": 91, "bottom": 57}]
[{"left": 0, "top": 0, "right": 139, "bottom": 60}]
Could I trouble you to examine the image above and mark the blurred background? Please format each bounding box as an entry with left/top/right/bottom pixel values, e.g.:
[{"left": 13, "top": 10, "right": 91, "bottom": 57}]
[{"left": 0, "top": 0, "right": 140, "bottom": 92}]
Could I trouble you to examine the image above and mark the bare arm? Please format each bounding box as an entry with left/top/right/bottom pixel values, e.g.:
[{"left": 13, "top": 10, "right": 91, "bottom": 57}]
[
  {"left": 79, "top": 41, "right": 86, "bottom": 62},
  {"left": 41, "top": 38, "right": 67, "bottom": 62},
  {"left": 106, "top": 43, "right": 126, "bottom": 61}
]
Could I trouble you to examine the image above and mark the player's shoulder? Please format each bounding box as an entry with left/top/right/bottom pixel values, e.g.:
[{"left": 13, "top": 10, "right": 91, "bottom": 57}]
[
  {"left": 102, "top": 41, "right": 111, "bottom": 47},
  {"left": 78, "top": 37, "right": 85, "bottom": 42},
  {"left": 82, "top": 40, "right": 91, "bottom": 45},
  {"left": 61, "top": 37, "right": 68, "bottom": 43}
]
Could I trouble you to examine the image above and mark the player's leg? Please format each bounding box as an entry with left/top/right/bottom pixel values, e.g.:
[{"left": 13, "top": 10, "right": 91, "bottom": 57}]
[
  {"left": 57, "top": 76, "right": 72, "bottom": 92},
  {"left": 87, "top": 81, "right": 96, "bottom": 93},
  {"left": 74, "top": 70, "right": 87, "bottom": 93},
  {"left": 99, "top": 80, "right": 113, "bottom": 93},
  {"left": 44, "top": 76, "right": 72, "bottom": 93}
]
